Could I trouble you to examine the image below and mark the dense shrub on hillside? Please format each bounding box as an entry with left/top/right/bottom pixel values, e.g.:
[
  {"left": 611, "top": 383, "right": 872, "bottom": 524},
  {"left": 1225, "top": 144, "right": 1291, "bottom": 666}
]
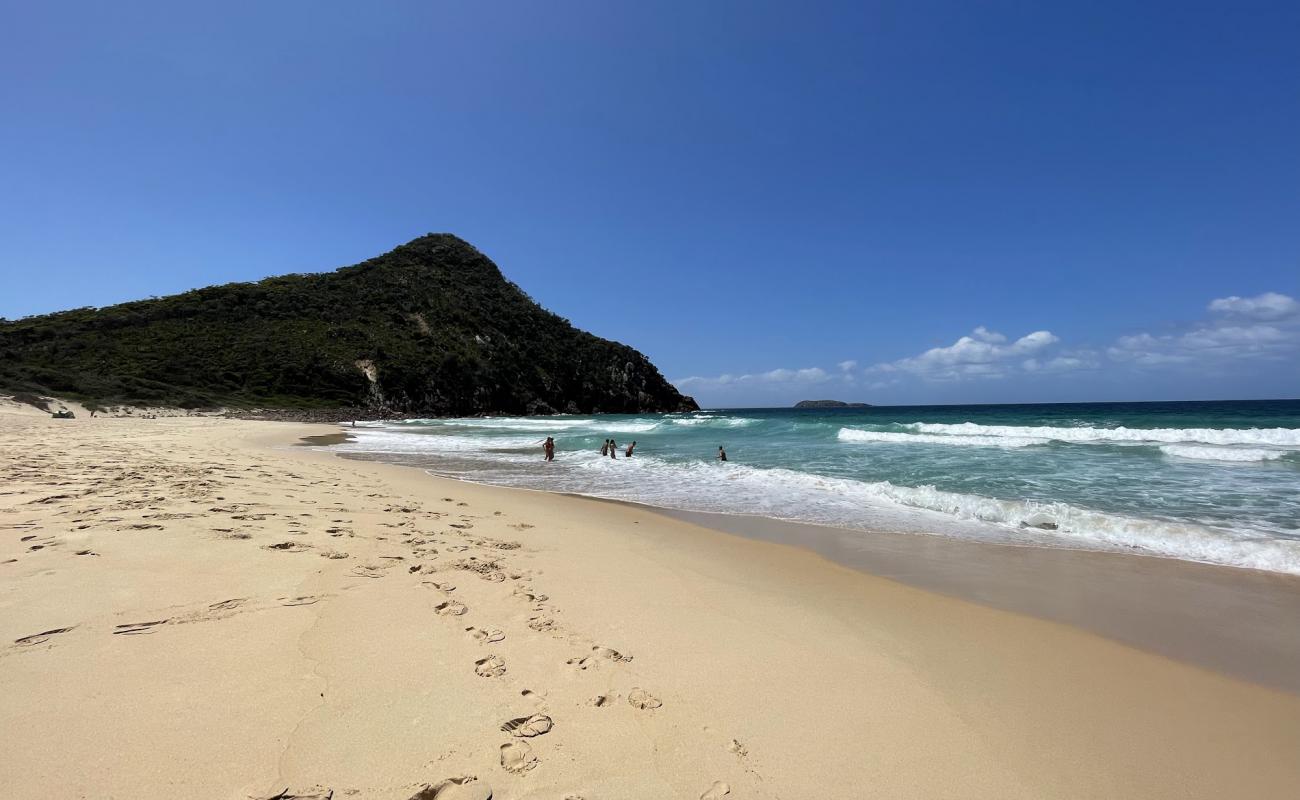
[{"left": 0, "top": 234, "right": 697, "bottom": 415}]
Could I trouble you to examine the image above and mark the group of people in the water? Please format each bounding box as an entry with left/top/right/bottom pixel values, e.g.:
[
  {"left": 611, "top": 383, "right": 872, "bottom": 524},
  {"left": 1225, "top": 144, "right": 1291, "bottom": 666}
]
[
  {"left": 540, "top": 437, "right": 726, "bottom": 462},
  {"left": 599, "top": 438, "right": 636, "bottom": 458}
]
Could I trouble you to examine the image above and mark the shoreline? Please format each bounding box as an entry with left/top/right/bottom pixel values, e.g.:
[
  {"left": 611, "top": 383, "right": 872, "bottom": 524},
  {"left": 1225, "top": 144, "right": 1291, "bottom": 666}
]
[
  {"left": 324, "top": 446, "right": 1300, "bottom": 693},
  {"left": 4, "top": 413, "right": 1299, "bottom": 798},
  {"left": 659, "top": 506, "right": 1300, "bottom": 694}
]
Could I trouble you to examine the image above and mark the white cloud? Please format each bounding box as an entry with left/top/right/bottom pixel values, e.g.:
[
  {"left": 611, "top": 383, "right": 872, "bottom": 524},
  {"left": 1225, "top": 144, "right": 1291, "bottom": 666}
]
[
  {"left": 971, "top": 326, "right": 1007, "bottom": 343},
  {"left": 1208, "top": 292, "right": 1299, "bottom": 321},
  {"left": 675, "top": 291, "right": 1298, "bottom": 403},
  {"left": 1108, "top": 293, "right": 1299, "bottom": 367},
  {"left": 868, "top": 327, "right": 1060, "bottom": 382},
  {"left": 674, "top": 366, "right": 832, "bottom": 390}
]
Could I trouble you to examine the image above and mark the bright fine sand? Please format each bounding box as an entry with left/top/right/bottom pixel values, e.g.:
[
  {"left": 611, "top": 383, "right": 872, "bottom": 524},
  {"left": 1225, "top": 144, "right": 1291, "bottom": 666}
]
[{"left": 2, "top": 410, "right": 1299, "bottom": 799}]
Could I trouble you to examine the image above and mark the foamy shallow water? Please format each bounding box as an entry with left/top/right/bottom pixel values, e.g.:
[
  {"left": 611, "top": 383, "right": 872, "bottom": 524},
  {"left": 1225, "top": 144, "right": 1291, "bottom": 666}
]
[{"left": 326, "top": 401, "right": 1300, "bottom": 575}]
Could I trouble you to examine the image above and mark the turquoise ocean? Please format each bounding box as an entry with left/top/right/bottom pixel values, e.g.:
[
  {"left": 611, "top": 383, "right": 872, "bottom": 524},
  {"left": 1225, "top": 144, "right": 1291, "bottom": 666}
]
[{"left": 331, "top": 400, "right": 1300, "bottom": 575}]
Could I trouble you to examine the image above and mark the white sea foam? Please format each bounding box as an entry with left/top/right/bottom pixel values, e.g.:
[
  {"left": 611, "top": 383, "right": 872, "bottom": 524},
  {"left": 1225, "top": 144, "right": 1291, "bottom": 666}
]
[
  {"left": 329, "top": 417, "right": 1300, "bottom": 576},
  {"left": 559, "top": 455, "right": 1300, "bottom": 574},
  {"left": 337, "top": 429, "right": 542, "bottom": 455},
  {"left": 670, "top": 417, "right": 759, "bottom": 427},
  {"left": 1158, "top": 444, "right": 1289, "bottom": 462},
  {"left": 838, "top": 428, "right": 1047, "bottom": 448},
  {"left": 441, "top": 417, "right": 597, "bottom": 431},
  {"left": 905, "top": 422, "right": 1300, "bottom": 448},
  {"left": 597, "top": 421, "right": 662, "bottom": 433},
  {"left": 849, "top": 479, "right": 1300, "bottom": 574}
]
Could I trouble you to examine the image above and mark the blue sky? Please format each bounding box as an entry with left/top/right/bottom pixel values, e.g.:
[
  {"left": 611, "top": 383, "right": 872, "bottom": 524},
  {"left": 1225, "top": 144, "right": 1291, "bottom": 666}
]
[{"left": 1, "top": 1, "right": 1297, "bottom": 407}]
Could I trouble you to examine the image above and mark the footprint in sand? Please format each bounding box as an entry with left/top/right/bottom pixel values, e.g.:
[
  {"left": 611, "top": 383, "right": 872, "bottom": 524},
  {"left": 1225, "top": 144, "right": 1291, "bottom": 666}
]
[
  {"left": 281, "top": 595, "right": 324, "bottom": 607},
  {"left": 475, "top": 655, "right": 507, "bottom": 677},
  {"left": 466, "top": 626, "right": 505, "bottom": 643},
  {"left": 259, "top": 787, "right": 334, "bottom": 800},
  {"left": 263, "top": 541, "right": 310, "bottom": 552},
  {"left": 434, "top": 600, "right": 468, "bottom": 617},
  {"left": 409, "top": 776, "right": 492, "bottom": 800},
  {"left": 424, "top": 580, "right": 457, "bottom": 593},
  {"left": 526, "top": 616, "right": 556, "bottom": 633},
  {"left": 568, "top": 646, "right": 631, "bottom": 670},
  {"left": 14, "top": 627, "right": 75, "bottom": 646},
  {"left": 114, "top": 619, "right": 169, "bottom": 635},
  {"left": 500, "top": 713, "right": 553, "bottom": 737},
  {"left": 512, "top": 587, "right": 548, "bottom": 604},
  {"left": 591, "top": 645, "right": 631, "bottom": 662},
  {"left": 628, "top": 688, "right": 662, "bottom": 709},
  {"left": 700, "top": 781, "right": 731, "bottom": 799},
  {"left": 499, "top": 740, "right": 537, "bottom": 773}
]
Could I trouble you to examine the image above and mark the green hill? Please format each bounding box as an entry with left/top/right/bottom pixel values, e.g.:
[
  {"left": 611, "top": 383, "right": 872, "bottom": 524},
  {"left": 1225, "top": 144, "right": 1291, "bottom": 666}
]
[{"left": 0, "top": 234, "right": 697, "bottom": 416}]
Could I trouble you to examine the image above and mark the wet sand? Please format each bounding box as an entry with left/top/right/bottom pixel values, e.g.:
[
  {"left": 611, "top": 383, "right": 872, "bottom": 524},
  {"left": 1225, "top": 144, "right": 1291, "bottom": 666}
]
[{"left": 660, "top": 507, "right": 1300, "bottom": 694}]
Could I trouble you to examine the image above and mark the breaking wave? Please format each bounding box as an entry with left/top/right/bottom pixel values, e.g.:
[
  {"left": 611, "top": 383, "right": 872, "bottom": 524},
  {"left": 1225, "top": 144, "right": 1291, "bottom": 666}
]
[
  {"left": 559, "top": 455, "right": 1300, "bottom": 575},
  {"left": 903, "top": 422, "right": 1300, "bottom": 447},
  {"left": 669, "top": 417, "right": 760, "bottom": 427},
  {"left": 838, "top": 428, "right": 1047, "bottom": 448},
  {"left": 1159, "top": 444, "right": 1290, "bottom": 463}
]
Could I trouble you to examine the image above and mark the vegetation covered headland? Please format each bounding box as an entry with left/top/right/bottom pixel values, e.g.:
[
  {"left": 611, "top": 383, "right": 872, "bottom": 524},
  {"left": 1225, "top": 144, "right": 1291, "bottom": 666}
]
[{"left": 0, "top": 234, "right": 697, "bottom": 417}]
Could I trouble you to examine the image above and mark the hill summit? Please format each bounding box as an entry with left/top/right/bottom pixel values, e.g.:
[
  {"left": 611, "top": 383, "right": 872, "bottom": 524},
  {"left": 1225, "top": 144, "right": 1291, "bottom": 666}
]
[{"left": 0, "top": 234, "right": 698, "bottom": 416}]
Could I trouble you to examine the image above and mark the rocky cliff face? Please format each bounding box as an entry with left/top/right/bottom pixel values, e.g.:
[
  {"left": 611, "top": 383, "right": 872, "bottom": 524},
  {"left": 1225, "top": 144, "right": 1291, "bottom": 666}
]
[{"left": 0, "top": 234, "right": 698, "bottom": 416}]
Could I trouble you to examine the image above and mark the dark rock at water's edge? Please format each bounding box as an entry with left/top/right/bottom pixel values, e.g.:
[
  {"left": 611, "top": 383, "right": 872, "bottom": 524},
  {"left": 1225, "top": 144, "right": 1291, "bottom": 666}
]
[
  {"left": 793, "top": 400, "right": 872, "bottom": 409},
  {"left": 0, "top": 234, "right": 698, "bottom": 416}
]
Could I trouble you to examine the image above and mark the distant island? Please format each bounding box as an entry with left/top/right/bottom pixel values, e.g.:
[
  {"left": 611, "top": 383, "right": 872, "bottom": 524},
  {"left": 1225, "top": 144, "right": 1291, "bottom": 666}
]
[
  {"left": 0, "top": 234, "right": 698, "bottom": 417},
  {"left": 793, "top": 400, "right": 872, "bottom": 409}
]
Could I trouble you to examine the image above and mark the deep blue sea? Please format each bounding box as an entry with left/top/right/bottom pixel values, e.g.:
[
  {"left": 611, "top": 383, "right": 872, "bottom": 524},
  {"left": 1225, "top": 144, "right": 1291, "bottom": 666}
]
[{"left": 330, "top": 400, "right": 1300, "bottom": 574}]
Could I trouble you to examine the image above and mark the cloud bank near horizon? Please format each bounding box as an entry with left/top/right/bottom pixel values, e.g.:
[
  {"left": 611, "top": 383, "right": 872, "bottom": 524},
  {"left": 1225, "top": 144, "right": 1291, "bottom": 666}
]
[{"left": 672, "top": 292, "right": 1300, "bottom": 405}]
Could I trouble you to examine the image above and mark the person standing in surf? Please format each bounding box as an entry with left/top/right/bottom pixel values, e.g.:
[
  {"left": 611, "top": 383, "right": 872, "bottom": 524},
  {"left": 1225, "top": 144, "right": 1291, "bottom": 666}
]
[
  {"left": 717, "top": 445, "right": 727, "bottom": 462},
  {"left": 543, "top": 436, "right": 555, "bottom": 462},
  {"left": 609, "top": 439, "right": 619, "bottom": 459},
  {"left": 600, "top": 439, "right": 609, "bottom": 456},
  {"left": 625, "top": 441, "right": 636, "bottom": 457}
]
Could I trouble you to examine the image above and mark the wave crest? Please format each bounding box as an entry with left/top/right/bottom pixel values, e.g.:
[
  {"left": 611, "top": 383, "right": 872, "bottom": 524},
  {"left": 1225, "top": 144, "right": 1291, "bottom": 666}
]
[
  {"left": 1159, "top": 444, "right": 1289, "bottom": 462},
  {"left": 670, "top": 417, "right": 759, "bottom": 427},
  {"left": 905, "top": 422, "right": 1300, "bottom": 448},
  {"left": 838, "top": 428, "right": 1047, "bottom": 448}
]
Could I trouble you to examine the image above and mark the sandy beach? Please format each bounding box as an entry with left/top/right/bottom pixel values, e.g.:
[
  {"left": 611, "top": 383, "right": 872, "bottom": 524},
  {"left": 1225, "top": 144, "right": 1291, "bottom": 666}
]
[{"left": 3, "top": 407, "right": 1300, "bottom": 800}]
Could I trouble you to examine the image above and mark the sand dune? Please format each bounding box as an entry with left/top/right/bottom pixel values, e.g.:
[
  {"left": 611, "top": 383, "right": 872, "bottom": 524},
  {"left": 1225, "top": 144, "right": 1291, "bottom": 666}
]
[{"left": 2, "top": 410, "right": 1298, "bottom": 798}]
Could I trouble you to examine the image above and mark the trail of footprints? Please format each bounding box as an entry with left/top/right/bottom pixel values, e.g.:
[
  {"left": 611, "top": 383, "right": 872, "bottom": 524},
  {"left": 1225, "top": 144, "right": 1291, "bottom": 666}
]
[
  {"left": 3, "top": 421, "right": 738, "bottom": 799},
  {"left": 422, "top": 561, "right": 714, "bottom": 799}
]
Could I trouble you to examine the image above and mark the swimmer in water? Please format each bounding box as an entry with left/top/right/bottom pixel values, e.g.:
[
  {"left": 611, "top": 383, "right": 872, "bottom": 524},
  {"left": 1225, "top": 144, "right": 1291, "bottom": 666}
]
[{"left": 717, "top": 445, "right": 727, "bottom": 462}]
